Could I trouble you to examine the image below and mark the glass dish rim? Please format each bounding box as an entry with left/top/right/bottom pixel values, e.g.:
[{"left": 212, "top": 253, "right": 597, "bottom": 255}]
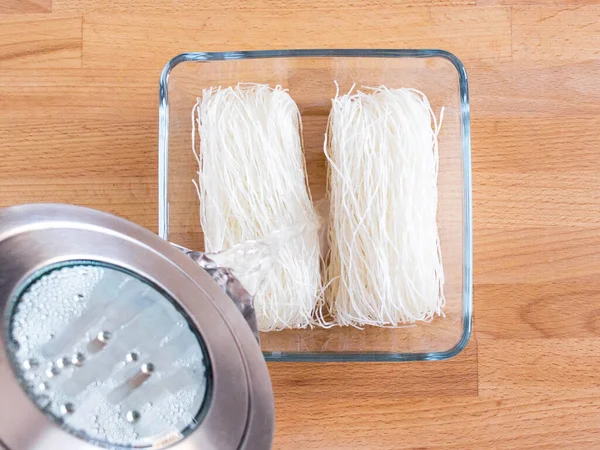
[{"left": 158, "top": 49, "right": 472, "bottom": 362}]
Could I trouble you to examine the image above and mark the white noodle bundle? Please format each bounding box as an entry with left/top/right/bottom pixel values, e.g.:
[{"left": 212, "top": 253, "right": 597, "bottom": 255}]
[
  {"left": 323, "top": 85, "right": 445, "bottom": 327},
  {"left": 194, "top": 83, "right": 322, "bottom": 331}
]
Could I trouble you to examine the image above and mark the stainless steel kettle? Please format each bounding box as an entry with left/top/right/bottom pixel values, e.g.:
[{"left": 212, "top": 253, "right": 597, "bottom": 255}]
[{"left": 0, "top": 204, "right": 274, "bottom": 450}]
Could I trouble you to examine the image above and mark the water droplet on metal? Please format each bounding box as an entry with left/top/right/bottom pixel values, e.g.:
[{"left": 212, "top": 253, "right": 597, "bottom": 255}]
[
  {"left": 46, "top": 366, "right": 60, "bottom": 378},
  {"left": 97, "top": 331, "right": 111, "bottom": 343},
  {"left": 140, "top": 363, "right": 154, "bottom": 374},
  {"left": 71, "top": 352, "right": 85, "bottom": 366},
  {"left": 60, "top": 403, "right": 75, "bottom": 415},
  {"left": 126, "top": 410, "right": 140, "bottom": 423},
  {"left": 38, "top": 382, "right": 50, "bottom": 392},
  {"left": 56, "top": 356, "right": 71, "bottom": 369},
  {"left": 22, "top": 358, "right": 38, "bottom": 370},
  {"left": 125, "top": 352, "right": 138, "bottom": 363}
]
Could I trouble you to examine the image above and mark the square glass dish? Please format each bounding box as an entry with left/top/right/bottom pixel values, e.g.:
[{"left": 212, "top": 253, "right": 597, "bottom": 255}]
[{"left": 158, "top": 49, "right": 472, "bottom": 362}]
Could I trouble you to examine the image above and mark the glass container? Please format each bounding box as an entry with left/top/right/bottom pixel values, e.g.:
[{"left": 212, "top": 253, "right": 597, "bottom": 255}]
[{"left": 158, "top": 49, "right": 472, "bottom": 362}]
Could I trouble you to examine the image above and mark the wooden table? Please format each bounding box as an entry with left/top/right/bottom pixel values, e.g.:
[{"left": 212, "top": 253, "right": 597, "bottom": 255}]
[{"left": 1, "top": 0, "right": 600, "bottom": 448}]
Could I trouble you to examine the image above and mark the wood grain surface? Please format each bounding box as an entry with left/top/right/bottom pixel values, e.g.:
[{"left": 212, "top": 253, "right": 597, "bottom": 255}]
[{"left": 1, "top": 1, "right": 600, "bottom": 448}]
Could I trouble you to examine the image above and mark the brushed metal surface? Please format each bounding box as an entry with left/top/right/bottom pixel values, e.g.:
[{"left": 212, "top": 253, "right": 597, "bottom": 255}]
[{"left": 0, "top": 204, "right": 274, "bottom": 450}]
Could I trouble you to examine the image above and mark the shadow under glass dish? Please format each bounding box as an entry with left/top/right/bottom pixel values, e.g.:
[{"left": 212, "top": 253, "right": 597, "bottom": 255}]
[{"left": 0, "top": 203, "right": 274, "bottom": 450}]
